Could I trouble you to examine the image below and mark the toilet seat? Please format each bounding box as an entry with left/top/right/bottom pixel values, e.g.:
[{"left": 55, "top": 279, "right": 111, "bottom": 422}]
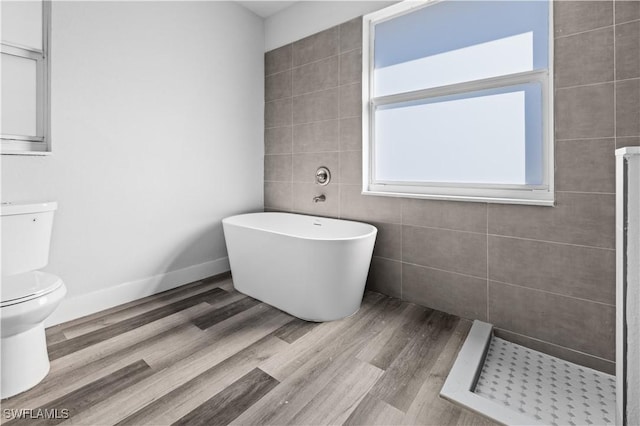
[{"left": 1, "top": 271, "right": 64, "bottom": 307}]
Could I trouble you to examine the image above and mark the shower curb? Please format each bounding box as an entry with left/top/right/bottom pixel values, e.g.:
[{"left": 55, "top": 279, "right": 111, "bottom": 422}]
[{"left": 440, "top": 320, "right": 546, "bottom": 426}]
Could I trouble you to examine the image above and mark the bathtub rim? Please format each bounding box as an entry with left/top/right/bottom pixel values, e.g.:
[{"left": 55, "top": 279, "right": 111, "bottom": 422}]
[{"left": 222, "top": 212, "right": 377, "bottom": 242}]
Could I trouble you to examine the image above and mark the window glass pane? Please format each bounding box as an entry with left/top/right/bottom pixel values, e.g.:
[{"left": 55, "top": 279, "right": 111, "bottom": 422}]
[
  {"left": 1, "top": 53, "right": 38, "bottom": 136},
  {"left": 1, "top": 0, "right": 43, "bottom": 50},
  {"left": 374, "top": 0, "right": 548, "bottom": 96},
  {"left": 374, "top": 83, "right": 543, "bottom": 185}
]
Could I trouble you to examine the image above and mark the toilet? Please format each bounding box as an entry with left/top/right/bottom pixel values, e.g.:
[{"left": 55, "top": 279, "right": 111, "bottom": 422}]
[{"left": 1, "top": 201, "right": 66, "bottom": 399}]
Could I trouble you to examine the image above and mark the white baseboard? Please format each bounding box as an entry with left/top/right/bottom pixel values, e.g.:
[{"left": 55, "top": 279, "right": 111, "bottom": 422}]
[{"left": 45, "top": 257, "right": 230, "bottom": 327}]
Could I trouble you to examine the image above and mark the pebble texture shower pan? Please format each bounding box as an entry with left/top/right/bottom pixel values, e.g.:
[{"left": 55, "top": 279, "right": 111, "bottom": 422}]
[{"left": 441, "top": 321, "right": 616, "bottom": 425}]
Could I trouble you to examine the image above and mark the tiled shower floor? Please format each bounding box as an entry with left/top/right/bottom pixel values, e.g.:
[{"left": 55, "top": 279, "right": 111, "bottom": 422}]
[{"left": 474, "top": 337, "right": 616, "bottom": 426}]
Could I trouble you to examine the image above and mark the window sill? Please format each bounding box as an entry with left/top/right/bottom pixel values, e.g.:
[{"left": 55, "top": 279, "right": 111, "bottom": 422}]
[
  {"left": 1, "top": 151, "right": 52, "bottom": 156},
  {"left": 2, "top": 139, "right": 51, "bottom": 156},
  {"left": 362, "top": 188, "right": 555, "bottom": 207}
]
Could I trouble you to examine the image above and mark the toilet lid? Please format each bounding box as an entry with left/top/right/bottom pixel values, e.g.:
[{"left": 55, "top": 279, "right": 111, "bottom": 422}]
[{"left": 1, "top": 271, "right": 64, "bottom": 307}]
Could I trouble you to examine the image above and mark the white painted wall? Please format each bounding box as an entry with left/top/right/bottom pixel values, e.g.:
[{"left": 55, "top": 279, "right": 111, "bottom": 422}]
[
  {"left": 1, "top": 1, "right": 265, "bottom": 324},
  {"left": 264, "top": 0, "right": 397, "bottom": 51}
]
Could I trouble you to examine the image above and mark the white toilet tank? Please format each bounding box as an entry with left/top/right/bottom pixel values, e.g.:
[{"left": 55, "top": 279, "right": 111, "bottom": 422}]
[{"left": 1, "top": 202, "right": 58, "bottom": 277}]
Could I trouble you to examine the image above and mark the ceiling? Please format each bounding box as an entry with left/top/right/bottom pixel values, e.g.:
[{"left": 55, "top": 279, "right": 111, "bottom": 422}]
[{"left": 236, "top": 1, "right": 297, "bottom": 18}]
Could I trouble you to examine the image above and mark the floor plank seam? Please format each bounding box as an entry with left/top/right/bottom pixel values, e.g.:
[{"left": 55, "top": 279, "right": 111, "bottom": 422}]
[{"left": 9, "top": 278, "right": 496, "bottom": 426}]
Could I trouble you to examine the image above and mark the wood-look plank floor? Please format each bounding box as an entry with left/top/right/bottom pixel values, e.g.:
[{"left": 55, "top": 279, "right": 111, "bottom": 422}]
[{"left": 2, "top": 273, "right": 498, "bottom": 426}]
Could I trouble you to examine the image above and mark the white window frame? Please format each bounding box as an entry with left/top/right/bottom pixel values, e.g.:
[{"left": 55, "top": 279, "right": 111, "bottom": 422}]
[
  {"left": 1, "top": 0, "right": 51, "bottom": 155},
  {"left": 362, "top": 0, "right": 555, "bottom": 206}
]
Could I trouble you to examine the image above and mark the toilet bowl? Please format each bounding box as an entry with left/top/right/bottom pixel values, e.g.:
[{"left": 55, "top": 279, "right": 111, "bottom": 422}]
[
  {"left": 1, "top": 272, "right": 67, "bottom": 399},
  {"left": 1, "top": 202, "right": 66, "bottom": 399}
]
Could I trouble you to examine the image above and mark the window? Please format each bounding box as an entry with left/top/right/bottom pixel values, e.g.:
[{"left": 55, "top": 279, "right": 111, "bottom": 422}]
[
  {"left": 1, "top": 0, "right": 51, "bottom": 154},
  {"left": 362, "top": 0, "right": 554, "bottom": 205}
]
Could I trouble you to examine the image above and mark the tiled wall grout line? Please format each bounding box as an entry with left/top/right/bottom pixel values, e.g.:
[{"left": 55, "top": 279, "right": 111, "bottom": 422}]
[
  {"left": 337, "top": 25, "right": 343, "bottom": 207},
  {"left": 488, "top": 278, "right": 616, "bottom": 308},
  {"left": 265, "top": 47, "right": 362, "bottom": 78},
  {"left": 556, "top": 136, "right": 617, "bottom": 142},
  {"left": 616, "top": 17, "right": 640, "bottom": 26},
  {"left": 267, "top": 77, "right": 365, "bottom": 105},
  {"left": 398, "top": 260, "right": 491, "bottom": 281},
  {"left": 265, "top": 112, "right": 362, "bottom": 130},
  {"left": 267, "top": 141, "right": 622, "bottom": 156},
  {"left": 551, "top": 17, "right": 639, "bottom": 43},
  {"left": 289, "top": 55, "right": 294, "bottom": 211},
  {"left": 268, "top": 149, "right": 384, "bottom": 155},
  {"left": 556, "top": 190, "right": 616, "bottom": 195},
  {"left": 486, "top": 203, "right": 490, "bottom": 323},
  {"left": 337, "top": 179, "right": 342, "bottom": 219},
  {"left": 266, "top": 148, "right": 621, "bottom": 162},
  {"left": 269, "top": 133, "right": 620, "bottom": 145},
  {"left": 264, "top": 114, "right": 361, "bottom": 129},
  {"left": 294, "top": 149, "right": 361, "bottom": 154},
  {"left": 400, "top": 201, "right": 404, "bottom": 300},
  {"left": 298, "top": 118, "right": 342, "bottom": 127},
  {"left": 336, "top": 23, "right": 343, "bottom": 219},
  {"left": 557, "top": 76, "right": 639, "bottom": 91},
  {"left": 338, "top": 22, "right": 343, "bottom": 73},
  {"left": 555, "top": 23, "right": 615, "bottom": 40},
  {"left": 291, "top": 50, "right": 362, "bottom": 75},
  {"left": 401, "top": 223, "right": 491, "bottom": 237},
  {"left": 486, "top": 233, "right": 616, "bottom": 251},
  {"left": 292, "top": 81, "right": 360, "bottom": 100},
  {"left": 265, "top": 68, "right": 291, "bottom": 79},
  {"left": 554, "top": 22, "right": 617, "bottom": 40},
  {"left": 486, "top": 278, "right": 492, "bottom": 324},
  {"left": 264, "top": 94, "right": 292, "bottom": 104},
  {"left": 399, "top": 221, "right": 616, "bottom": 251},
  {"left": 294, "top": 84, "right": 341, "bottom": 100},
  {"left": 613, "top": 1, "right": 617, "bottom": 145},
  {"left": 288, "top": 43, "right": 293, "bottom": 70},
  {"left": 493, "top": 327, "right": 617, "bottom": 363},
  {"left": 555, "top": 80, "right": 614, "bottom": 92},
  {"left": 371, "top": 255, "right": 402, "bottom": 264},
  {"left": 612, "top": 75, "right": 640, "bottom": 84}
]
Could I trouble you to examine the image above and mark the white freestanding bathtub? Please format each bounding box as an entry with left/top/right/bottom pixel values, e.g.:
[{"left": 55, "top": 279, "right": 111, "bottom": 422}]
[{"left": 222, "top": 212, "right": 377, "bottom": 322}]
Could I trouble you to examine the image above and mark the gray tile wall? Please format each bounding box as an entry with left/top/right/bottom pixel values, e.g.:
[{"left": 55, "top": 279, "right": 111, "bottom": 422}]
[{"left": 264, "top": 1, "right": 639, "bottom": 374}]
